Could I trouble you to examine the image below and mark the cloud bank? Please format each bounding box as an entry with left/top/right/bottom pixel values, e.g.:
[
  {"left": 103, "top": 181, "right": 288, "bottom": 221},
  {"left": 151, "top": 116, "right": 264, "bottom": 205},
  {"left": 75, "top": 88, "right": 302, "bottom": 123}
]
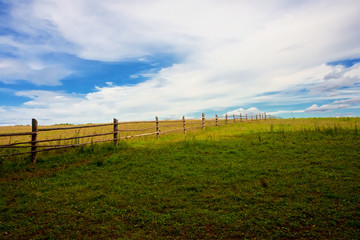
[{"left": 1, "top": 0, "right": 360, "bottom": 125}]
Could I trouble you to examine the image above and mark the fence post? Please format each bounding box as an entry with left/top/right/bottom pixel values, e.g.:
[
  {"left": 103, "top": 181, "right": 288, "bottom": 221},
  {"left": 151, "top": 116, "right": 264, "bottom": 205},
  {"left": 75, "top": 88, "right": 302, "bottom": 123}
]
[
  {"left": 156, "top": 116, "right": 159, "bottom": 139},
  {"left": 202, "top": 113, "right": 205, "bottom": 129},
  {"left": 183, "top": 116, "right": 186, "bottom": 136},
  {"left": 225, "top": 114, "right": 228, "bottom": 124},
  {"left": 265, "top": 113, "right": 267, "bottom": 120},
  {"left": 256, "top": 114, "right": 258, "bottom": 120},
  {"left": 113, "top": 118, "right": 118, "bottom": 146},
  {"left": 31, "top": 118, "right": 38, "bottom": 164},
  {"left": 216, "top": 114, "right": 218, "bottom": 126},
  {"left": 246, "top": 114, "right": 248, "bottom": 122},
  {"left": 240, "top": 113, "right": 242, "bottom": 122},
  {"left": 233, "top": 114, "right": 235, "bottom": 123}
]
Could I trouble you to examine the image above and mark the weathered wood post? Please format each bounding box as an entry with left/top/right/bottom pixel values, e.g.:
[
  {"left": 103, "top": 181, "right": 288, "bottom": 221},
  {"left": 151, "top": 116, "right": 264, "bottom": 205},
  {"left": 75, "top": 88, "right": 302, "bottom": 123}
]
[
  {"left": 256, "top": 114, "right": 258, "bottom": 120},
  {"left": 182, "top": 116, "right": 186, "bottom": 136},
  {"left": 31, "top": 118, "right": 38, "bottom": 164},
  {"left": 215, "top": 115, "right": 218, "bottom": 127},
  {"left": 240, "top": 113, "right": 242, "bottom": 122},
  {"left": 265, "top": 113, "right": 267, "bottom": 120},
  {"left": 225, "top": 114, "right": 228, "bottom": 124},
  {"left": 246, "top": 114, "right": 248, "bottom": 122},
  {"left": 113, "top": 118, "right": 118, "bottom": 146},
  {"left": 156, "top": 116, "right": 159, "bottom": 139},
  {"left": 233, "top": 114, "right": 235, "bottom": 123},
  {"left": 202, "top": 113, "right": 205, "bottom": 129}
]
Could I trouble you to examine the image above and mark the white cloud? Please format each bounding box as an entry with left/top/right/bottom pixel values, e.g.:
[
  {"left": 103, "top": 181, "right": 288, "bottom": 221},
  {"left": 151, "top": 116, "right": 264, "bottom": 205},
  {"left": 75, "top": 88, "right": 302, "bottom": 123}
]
[
  {"left": 0, "top": 32, "right": 72, "bottom": 85},
  {"left": 226, "top": 107, "right": 262, "bottom": 116},
  {"left": 308, "top": 63, "right": 360, "bottom": 96},
  {"left": 14, "top": 90, "right": 80, "bottom": 107},
  {"left": 1, "top": 0, "right": 360, "bottom": 124},
  {"left": 1, "top": 59, "right": 359, "bottom": 125},
  {"left": 0, "top": 58, "right": 72, "bottom": 85},
  {"left": 268, "top": 110, "right": 305, "bottom": 115},
  {"left": 305, "top": 97, "right": 360, "bottom": 112}
]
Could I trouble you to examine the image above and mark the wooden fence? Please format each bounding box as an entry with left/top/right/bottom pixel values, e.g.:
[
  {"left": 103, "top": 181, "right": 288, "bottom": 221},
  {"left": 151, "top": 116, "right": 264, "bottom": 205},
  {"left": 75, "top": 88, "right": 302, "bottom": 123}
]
[{"left": 0, "top": 113, "right": 268, "bottom": 164}]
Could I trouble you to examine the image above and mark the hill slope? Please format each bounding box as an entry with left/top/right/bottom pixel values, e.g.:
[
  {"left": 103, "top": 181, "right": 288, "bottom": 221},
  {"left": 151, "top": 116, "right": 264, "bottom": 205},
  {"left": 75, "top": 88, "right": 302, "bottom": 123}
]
[{"left": 1, "top": 118, "right": 360, "bottom": 239}]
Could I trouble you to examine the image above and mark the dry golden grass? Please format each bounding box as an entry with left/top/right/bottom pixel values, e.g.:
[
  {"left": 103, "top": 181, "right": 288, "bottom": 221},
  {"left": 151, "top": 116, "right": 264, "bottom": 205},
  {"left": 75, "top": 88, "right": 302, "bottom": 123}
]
[
  {"left": 0, "top": 115, "right": 260, "bottom": 159},
  {"left": 0, "top": 117, "right": 232, "bottom": 146},
  {"left": 0, "top": 118, "right": 233, "bottom": 156}
]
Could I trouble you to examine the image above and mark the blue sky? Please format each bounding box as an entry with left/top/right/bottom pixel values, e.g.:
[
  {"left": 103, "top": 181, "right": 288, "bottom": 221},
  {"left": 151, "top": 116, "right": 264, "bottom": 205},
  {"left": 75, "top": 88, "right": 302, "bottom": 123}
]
[{"left": 0, "top": 0, "right": 360, "bottom": 125}]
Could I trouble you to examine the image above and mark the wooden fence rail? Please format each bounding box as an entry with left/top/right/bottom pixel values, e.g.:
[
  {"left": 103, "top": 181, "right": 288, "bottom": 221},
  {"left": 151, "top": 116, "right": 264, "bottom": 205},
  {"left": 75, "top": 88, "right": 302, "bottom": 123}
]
[{"left": 0, "top": 112, "right": 269, "bottom": 164}]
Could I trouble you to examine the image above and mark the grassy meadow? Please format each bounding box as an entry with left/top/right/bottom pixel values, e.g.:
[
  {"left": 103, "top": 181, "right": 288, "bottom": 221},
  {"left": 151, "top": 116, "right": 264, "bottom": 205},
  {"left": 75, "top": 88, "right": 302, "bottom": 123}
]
[
  {"left": 1, "top": 118, "right": 360, "bottom": 239},
  {"left": 0, "top": 118, "right": 220, "bottom": 158}
]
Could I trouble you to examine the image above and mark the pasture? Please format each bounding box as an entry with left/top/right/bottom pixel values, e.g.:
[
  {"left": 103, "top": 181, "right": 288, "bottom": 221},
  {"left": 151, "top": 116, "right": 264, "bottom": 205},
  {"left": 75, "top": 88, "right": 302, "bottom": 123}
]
[
  {"left": 1, "top": 118, "right": 359, "bottom": 239},
  {"left": 0, "top": 115, "right": 228, "bottom": 161}
]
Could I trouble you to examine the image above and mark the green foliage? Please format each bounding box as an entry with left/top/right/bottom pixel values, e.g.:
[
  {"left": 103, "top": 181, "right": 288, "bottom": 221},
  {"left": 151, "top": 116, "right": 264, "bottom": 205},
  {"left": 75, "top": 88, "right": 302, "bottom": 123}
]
[{"left": 1, "top": 118, "right": 359, "bottom": 239}]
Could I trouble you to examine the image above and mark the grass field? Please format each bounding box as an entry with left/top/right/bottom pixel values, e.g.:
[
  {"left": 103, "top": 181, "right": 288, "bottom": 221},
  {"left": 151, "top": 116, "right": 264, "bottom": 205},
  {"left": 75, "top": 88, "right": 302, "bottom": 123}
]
[
  {"left": 1, "top": 118, "right": 360, "bottom": 239},
  {"left": 0, "top": 118, "right": 221, "bottom": 158}
]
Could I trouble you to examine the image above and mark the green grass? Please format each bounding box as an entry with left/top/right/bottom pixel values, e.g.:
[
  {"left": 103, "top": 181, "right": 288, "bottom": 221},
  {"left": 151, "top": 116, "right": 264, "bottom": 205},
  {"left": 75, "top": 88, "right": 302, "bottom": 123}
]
[{"left": 1, "top": 118, "right": 360, "bottom": 239}]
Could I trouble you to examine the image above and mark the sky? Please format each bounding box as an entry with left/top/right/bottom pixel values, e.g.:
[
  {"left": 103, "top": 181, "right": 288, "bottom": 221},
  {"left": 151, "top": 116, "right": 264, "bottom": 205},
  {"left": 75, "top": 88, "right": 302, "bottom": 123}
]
[{"left": 0, "top": 0, "right": 360, "bottom": 125}]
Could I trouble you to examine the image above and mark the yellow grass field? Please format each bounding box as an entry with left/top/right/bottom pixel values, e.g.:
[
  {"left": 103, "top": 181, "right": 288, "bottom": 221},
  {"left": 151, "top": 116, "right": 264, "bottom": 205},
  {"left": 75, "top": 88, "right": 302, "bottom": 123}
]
[
  {"left": 1, "top": 116, "right": 358, "bottom": 164},
  {"left": 2, "top": 116, "right": 358, "bottom": 147},
  {"left": 0, "top": 117, "right": 229, "bottom": 157}
]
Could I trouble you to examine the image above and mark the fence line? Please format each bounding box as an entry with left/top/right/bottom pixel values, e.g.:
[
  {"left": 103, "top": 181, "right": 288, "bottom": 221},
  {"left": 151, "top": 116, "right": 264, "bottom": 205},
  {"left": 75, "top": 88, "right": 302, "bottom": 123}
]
[{"left": 0, "top": 112, "right": 269, "bottom": 164}]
